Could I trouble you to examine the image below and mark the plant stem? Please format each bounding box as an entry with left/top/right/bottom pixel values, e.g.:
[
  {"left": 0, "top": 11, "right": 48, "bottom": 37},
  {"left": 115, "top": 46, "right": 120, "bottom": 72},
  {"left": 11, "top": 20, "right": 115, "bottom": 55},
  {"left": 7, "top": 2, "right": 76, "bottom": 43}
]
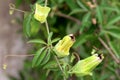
[
  {"left": 55, "top": 11, "right": 81, "bottom": 25},
  {"left": 3, "top": 54, "right": 35, "bottom": 69},
  {"left": 45, "top": 20, "right": 50, "bottom": 35},
  {"left": 44, "top": 0, "right": 66, "bottom": 79},
  {"left": 44, "top": 0, "right": 48, "bottom": 7},
  {"left": 9, "top": 3, "right": 26, "bottom": 13},
  {"left": 98, "top": 37, "right": 120, "bottom": 64},
  {"left": 54, "top": 55, "right": 66, "bottom": 80},
  {"left": 11, "top": 8, "right": 26, "bottom": 13}
]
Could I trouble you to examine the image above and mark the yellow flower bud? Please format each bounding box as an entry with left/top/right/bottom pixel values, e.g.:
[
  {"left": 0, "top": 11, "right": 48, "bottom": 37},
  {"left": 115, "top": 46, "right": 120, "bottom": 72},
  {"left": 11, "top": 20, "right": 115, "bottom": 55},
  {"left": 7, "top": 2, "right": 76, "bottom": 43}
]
[
  {"left": 34, "top": 3, "right": 51, "bottom": 23},
  {"left": 54, "top": 34, "right": 75, "bottom": 57},
  {"left": 69, "top": 54, "right": 104, "bottom": 76}
]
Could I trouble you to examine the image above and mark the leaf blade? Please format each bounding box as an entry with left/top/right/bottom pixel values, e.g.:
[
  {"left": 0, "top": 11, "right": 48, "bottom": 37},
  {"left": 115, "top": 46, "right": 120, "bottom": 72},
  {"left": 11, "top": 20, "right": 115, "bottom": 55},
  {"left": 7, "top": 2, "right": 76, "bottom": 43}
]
[
  {"left": 23, "top": 12, "right": 32, "bottom": 37},
  {"left": 41, "top": 48, "right": 51, "bottom": 65},
  {"left": 28, "top": 39, "right": 46, "bottom": 44},
  {"left": 51, "top": 38, "right": 60, "bottom": 44},
  {"left": 96, "top": 6, "right": 103, "bottom": 25},
  {"left": 106, "top": 16, "right": 120, "bottom": 26},
  {"left": 32, "top": 47, "right": 46, "bottom": 67}
]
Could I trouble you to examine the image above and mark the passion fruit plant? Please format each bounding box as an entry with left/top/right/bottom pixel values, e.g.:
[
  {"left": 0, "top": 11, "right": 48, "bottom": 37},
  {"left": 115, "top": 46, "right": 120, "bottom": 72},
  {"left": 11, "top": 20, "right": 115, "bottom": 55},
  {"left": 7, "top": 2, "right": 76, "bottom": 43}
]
[{"left": 4, "top": 0, "right": 120, "bottom": 80}]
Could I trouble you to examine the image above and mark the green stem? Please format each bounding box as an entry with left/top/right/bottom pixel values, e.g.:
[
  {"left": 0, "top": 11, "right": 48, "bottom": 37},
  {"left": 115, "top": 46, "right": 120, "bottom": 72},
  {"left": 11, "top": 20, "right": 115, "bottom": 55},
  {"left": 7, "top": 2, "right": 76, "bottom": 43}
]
[
  {"left": 54, "top": 55, "right": 67, "bottom": 80},
  {"left": 45, "top": 20, "right": 50, "bottom": 35},
  {"left": 44, "top": 0, "right": 66, "bottom": 79},
  {"left": 44, "top": 0, "right": 48, "bottom": 7}
]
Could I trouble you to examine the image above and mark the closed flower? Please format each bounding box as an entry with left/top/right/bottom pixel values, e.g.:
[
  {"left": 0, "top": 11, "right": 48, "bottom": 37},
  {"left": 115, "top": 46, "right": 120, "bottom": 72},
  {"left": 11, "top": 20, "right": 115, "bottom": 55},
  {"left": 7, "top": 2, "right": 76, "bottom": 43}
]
[
  {"left": 34, "top": 3, "right": 51, "bottom": 23},
  {"left": 54, "top": 34, "right": 75, "bottom": 57},
  {"left": 69, "top": 54, "right": 104, "bottom": 76}
]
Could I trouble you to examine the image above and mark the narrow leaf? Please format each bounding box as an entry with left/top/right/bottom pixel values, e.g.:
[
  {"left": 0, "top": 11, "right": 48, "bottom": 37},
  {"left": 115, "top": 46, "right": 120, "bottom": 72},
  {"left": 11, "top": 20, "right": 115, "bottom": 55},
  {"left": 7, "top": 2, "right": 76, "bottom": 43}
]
[
  {"left": 23, "top": 12, "right": 32, "bottom": 37},
  {"left": 106, "top": 16, "right": 120, "bottom": 26},
  {"left": 82, "top": 12, "right": 91, "bottom": 23},
  {"left": 65, "top": 0, "right": 78, "bottom": 10},
  {"left": 104, "top": 28, "right": 120, "bottom": 39},
  {"left": 43, "top": 61, "right": 58, "bottom": 69},
  {"left": 102, "top": 6, "right": 119, "bottom": 13},
  {"left": 76, "top": 0, "right": 88, "bottom": 11},
  {"left": 36, "top": 48, "right": 48, "bottom": 66},
  {"left": 109, "top": 41, "right": 120, "bottom": 58},
  {"left": 32, "top": 47, "right": 46, "bottom": 67},
  {"left": 28, "top": 39, "right": 46, "bottom": 44},
  {"left": 80, "top": 12, "right": 91, "bottom": 32},
  {"left": 69, "top": 9, "right": 87, "bottom": 15},
  {"left": 96, "top": 6, "right": 103, "bottom": 25},
  {"left": 41, "top": 48, "right": 51, "bottom": 65},
  {"left": 51, "top": 38, "right": 60, "bottom": 43}
]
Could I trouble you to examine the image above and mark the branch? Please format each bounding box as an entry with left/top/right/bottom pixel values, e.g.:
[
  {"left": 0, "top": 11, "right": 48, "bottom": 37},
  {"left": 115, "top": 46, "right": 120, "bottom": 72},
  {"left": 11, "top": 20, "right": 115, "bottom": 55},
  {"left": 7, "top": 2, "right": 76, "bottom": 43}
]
[
  {"left": 98, "top": 37, "right": 120, "bottom": 64},
  {"left": 54, "top": 55, "right": 66, "bottom": 80},
  {"left": 55, "top": 11, "right": 81, "bottom": 25}
]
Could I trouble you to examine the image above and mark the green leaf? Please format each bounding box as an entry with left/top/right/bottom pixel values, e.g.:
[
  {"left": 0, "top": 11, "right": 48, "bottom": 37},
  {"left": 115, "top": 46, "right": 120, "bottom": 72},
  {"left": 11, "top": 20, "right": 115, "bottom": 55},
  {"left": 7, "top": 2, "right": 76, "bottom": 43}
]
[
  {"left": 73, "top": 34, "right": 92, "bottom": 48},
  {"left": 106, "top": 16, "right": 120, "bottom": 26},
  {"left": 109, "top": 41, "right": 120, "bottom": 58},
  {"left": 51, "top": 38, "right": 60, "bottom": 43},
  {"left": 28, "top": 39, "right": 46, "bottom": 44},
  {"left": 23, "top": 12, "right": 32, "bottom": 37},
  {"left": 96, "top": 6, "right": 103, "bottom": 25},
  {"left": 43, "top": 61, "right": 58, "bottom": 69},
  {"left": 47, "top": 32, "right": 53, "bottom": 45},
  {"left": 104, "top": 27, "right": 120, "bottom": 39},
  {"left": 32, "top": 47, "right": 46, "bottom": 67},
  {"left": 65, "top": 0, "right": 78, "bottom": 10},
  {"left": 30, "top": 17, "right": 40, "bottom": 36},
  {"left": 76, "top": 0, "right": 88, "bottom": 11},
  {"left": 101, "top": 6, "right": 119, "bottom": 13},
  {"left": 41, "top": 48, "right": 51, "bottom": 65},
  {"left": 80, "top": 12, "right": 91, "bottom": 32},
  {"left": 36, "top": 48, "right": 48, "bottom": 66},
  {"left": 69, "top": 9, "right": 87, "bottom": 15},
  {"left": 82, "top": 12, "right": 91, "bottom": 23}
]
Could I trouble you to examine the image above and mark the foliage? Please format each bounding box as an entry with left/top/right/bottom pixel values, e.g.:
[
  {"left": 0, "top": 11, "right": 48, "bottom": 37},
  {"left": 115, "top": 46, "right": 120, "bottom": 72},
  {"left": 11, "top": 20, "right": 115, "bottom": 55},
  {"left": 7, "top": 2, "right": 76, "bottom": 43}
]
[{"left": 9, "top": 0, "right": 120, "bottom": 80}]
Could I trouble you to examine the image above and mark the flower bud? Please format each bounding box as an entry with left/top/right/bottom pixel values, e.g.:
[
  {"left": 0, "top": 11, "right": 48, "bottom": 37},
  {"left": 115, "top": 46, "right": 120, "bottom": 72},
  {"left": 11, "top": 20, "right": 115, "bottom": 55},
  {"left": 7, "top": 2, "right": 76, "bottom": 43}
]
[
  {"left": 54, "top": 34, "right": 75, "bottom": 57},
  {"left": 69, "top": 54, "right": 104, "bottom": 76},
  {"left": 34, "top": 3, "right": 51, "bottom": 23}
]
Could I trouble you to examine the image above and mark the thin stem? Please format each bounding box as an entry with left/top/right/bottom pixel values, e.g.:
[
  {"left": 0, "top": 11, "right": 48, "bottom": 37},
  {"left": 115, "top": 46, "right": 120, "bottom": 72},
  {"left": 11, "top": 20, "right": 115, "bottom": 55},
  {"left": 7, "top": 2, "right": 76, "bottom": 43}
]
[
  {"left": 55, "top": 11, "right": 81, "bottom": 25},
  {"left": 44, "top": 0, "right": 50, "bottom": 35},
  {"left": 45, "top": 20, "right": 50, "bottom": 35},
  {"left": 98, "top": 37, "right": 120, "bottom": 64},
  {"left": 54, "top": 55, "right": 66, "bottom": 80},
  {"left": 11, "top": 8, "right": 26, "bottom": 13},
  {"left": 3, "top": 54, "right": 35, "bottom": 68},
  {"left": 44, "top": 0, "right": 66, "bottom": 79},
  {"left": 4, "top": 54, "right": 35, "bottom": 57},
  {"left": 44, "top": 0, "right": 48, "bottom": 7},
  {"left": 9, "top": 3, "right": 26, "bottom": 13},
  {"left": 73, "top": 52, "right": 80, "bottom": 61}
]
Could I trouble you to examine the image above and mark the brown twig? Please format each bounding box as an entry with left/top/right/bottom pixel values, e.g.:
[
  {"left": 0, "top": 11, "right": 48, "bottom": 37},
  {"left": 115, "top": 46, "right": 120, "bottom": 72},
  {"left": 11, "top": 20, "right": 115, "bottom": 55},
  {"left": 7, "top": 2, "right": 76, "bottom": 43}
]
[
  {"left": 3, "top": 54, "right": 35, "bottom": 69},
  {"left": 73, "top": 52, "right": 80, "bottom": 61},
  {"left": 98, "top": 37, "right": 120, "bottom": 64},
  {"left": 55, "top": 11, "right": 81, "bottom": 25}
]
